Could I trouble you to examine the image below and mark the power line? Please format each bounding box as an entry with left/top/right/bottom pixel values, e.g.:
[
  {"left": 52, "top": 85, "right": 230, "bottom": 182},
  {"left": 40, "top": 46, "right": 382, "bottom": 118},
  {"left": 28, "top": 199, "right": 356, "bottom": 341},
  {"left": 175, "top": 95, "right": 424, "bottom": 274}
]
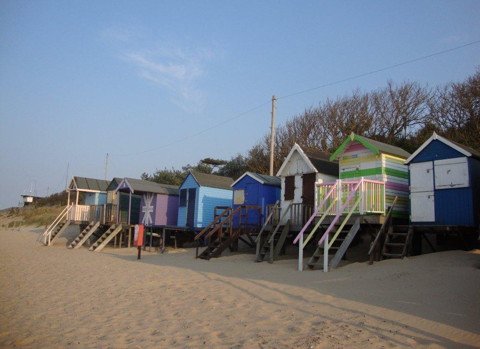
[
  {"left": 114, "top": 100, "right": 271, "bottom": 157},
  {"left": 278, "top": 39, "right": 480, "bottom": 100},
  {"left": 112, "top": 39, "right": 479, "bottom": 158}
]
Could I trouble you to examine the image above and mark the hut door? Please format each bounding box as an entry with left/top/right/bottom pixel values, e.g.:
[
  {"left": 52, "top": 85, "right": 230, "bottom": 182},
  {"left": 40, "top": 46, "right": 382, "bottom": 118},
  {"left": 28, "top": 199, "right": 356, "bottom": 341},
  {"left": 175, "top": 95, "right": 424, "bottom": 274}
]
[
  {"left": 245, "top": 183, "right": 260, "bottom": 226},
  {"left": 410, "top": 162, "right": 435, "bottom": 222},
  {"left": 301, "top": 173, "right": 316, "bottom": 206},
  {"left": 186, "top": 188, "right": 196, "bottom": 227}
]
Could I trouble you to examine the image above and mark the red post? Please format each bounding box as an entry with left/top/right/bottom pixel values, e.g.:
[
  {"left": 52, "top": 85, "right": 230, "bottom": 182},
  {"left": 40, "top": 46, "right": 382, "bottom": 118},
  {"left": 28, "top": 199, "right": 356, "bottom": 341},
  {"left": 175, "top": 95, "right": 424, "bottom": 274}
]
[{"left": 134, "top": 224, "right": 144, "bottom": 260}]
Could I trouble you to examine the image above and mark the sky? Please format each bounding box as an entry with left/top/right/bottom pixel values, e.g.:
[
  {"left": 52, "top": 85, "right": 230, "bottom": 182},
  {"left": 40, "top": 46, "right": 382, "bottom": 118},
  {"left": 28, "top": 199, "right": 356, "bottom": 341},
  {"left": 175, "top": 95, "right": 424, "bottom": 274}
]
[{"left": 1, "top": 0, "right": 479, "bottom": 209}]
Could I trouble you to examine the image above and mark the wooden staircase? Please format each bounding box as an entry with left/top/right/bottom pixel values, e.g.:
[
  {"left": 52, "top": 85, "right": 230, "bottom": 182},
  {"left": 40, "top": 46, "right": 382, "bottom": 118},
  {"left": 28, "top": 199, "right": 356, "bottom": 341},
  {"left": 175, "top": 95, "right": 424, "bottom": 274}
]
[
  {"left": 381, "top": 226, "right": 413, "bottom": 259},
  {"left": 68, "top": 221, "right": 101, "bottom": 249},
  {"left": 256, "top": 220, "right": 291, "bottom": 263},
  {"left": 197, "top": 230, "right": 240, "bottom": 260},
  {"left": 307, "top": 218, "right": 361, "bottom": 270},
  {"left": 48, "top": 220, "right": 71, "bottom": 246},
  {"left": 40, "top": 205, "right": 73, "bottom": 246},
  {"left": 196, "top": 205, "right": 261, "bottom": 260},
  {"left": 89, "top": 224, "right": 124, "bottom": 252}
]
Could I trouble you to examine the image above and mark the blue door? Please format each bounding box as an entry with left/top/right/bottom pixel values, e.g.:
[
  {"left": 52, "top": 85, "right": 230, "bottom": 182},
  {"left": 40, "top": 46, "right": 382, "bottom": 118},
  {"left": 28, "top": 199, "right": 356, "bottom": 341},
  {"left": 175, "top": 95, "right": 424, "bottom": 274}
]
[{"left": 245, "top": 183, "right": 260, "bottom": 226}]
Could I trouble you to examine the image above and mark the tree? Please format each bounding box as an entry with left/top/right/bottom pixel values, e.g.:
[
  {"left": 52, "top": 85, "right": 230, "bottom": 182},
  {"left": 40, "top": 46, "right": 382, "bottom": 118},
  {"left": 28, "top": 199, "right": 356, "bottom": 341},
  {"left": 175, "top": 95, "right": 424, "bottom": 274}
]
[
  {"left": 141, "top": 168, "right": 186, "bottom": 185},
  {"left": 216, "top": 154, "right": 248, "bottom": 179},
  {"left": 428, "top": 69, "right": 480, "bottom": 149}
]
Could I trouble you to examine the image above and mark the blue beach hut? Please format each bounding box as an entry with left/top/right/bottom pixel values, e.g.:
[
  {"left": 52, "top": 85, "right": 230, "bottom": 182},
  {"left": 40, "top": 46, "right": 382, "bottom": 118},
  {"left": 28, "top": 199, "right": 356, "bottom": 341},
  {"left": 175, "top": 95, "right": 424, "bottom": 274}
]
[
  {"left": 177, "top": 171, "right": 233, "bottom": 229},
  {"left": 405, "top": 133, "right": 480, "bottom": 227},
  {"left": 231, "top": 172, "right": 281, "bottom": 226}
]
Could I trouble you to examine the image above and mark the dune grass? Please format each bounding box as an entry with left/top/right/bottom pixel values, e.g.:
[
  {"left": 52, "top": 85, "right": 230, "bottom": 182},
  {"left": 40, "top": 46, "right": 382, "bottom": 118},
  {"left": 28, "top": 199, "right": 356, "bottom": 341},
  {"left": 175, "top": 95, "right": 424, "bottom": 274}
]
[{"left": 17, "top": 206, "right": 64, "bottom": 227}]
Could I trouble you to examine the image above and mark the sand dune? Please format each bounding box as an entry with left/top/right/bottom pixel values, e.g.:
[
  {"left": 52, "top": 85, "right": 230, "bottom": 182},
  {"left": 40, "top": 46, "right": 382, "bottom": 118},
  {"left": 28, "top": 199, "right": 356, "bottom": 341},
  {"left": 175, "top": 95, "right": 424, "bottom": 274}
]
[{"left": 0, "top": 225, "right": 479, "bottom": 348}]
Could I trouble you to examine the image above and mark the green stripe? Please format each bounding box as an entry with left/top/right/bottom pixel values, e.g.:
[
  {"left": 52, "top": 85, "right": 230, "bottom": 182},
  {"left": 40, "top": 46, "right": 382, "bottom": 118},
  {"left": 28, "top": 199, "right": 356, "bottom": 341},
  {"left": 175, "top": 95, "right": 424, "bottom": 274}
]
[
  {"left": 385, "top": 168, "right": 409, "bottom": 179},
  {"left": 340, "top": 167, "right": 382, "bottom": 179},
  {"left": 340, "top": 167, "right": 408, "bottom": 179}
]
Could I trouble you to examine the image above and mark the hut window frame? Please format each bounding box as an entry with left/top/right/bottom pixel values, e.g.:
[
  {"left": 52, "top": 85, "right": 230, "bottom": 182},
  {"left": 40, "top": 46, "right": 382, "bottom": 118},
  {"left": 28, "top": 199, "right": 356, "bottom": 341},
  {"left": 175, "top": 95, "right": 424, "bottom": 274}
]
[{"left": 179, "top": 189, "right": 187, "bottom": 207}]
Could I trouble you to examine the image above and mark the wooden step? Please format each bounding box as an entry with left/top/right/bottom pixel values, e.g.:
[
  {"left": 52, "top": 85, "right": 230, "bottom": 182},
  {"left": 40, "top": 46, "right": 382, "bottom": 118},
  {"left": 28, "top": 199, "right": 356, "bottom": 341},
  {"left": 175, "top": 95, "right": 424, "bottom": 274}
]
[{"left": 382, "top": 252, "right": 404, "bottom": 258}]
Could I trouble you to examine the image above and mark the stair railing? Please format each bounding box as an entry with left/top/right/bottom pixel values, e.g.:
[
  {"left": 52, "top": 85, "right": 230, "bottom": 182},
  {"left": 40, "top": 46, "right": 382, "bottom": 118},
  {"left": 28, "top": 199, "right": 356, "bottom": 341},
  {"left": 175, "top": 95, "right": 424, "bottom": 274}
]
[
  {"left": 314, "top": 179, "right": 362, "bottom": 272},
  {"left": 40, "top": 205, "right": 73, "bottom": 246},
  {"left": 267, "top": 203, "right": 293, "bottom": 245},
  {"left": 328, "top": 195, "right": 361, "bottom": 249},
  {"left": 293, "top": 183, "right": 338, "bottom": 271},
  {"left": 368, "top": 196, "right": 398, "bottom": 263},
  {"left": 293, "top": 182, "right": 338, "bottom": 245},
  {"left": 255, "top": 200, "right": 279, "bottom": 260},
  {"left": 204, "top": 206, "right": 242, "bottom": 241},
  {"left": 194, "top": 207, "right": 231, "bottom": 242},
  {"left": 317, "top": 179, "right": 363, "bottom": 248}
]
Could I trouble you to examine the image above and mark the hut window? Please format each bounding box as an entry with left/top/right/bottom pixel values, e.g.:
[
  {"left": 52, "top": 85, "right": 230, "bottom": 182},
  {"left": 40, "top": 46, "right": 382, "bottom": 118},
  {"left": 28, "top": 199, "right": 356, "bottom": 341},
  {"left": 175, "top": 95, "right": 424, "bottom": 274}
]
[
  {"left": 179, "top": 189, "right": 187, "bottom": 207},
  {"left": 234, "top": 189, "right": 245, "bottom": 205},
  {"left": 284, "top": 176, "right": 295, "bottom": 200}
]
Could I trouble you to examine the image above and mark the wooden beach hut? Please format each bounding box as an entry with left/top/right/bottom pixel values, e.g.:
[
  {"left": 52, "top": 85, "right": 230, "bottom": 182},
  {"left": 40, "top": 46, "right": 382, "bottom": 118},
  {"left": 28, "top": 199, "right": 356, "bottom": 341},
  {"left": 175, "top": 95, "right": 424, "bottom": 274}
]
[
  {"left": 41, "top": 176, "right": 110, "bottom": 246},
  {"left": 405, "top": 133, "right": 480, "bottom": 226},
  {"left": 294, "top": 134, "right": 411, "bottom": 271},
  {"left": 114, "top": 178, "right": 179, "bottom": 227},
  {"left": 231, "top": 172, "right": 281, "bottom": 226},
  {"left": 276, "top": 143, "right": 339, "bottom": 229},
  {"left": 66, "top": 176, "right": 110, "bottom": 223},
  {"left": 327, "top": 133, "right": 411, "bottom": 220},
  {"left": 177, "top": 171, "right": 233, "bottom": 229}
]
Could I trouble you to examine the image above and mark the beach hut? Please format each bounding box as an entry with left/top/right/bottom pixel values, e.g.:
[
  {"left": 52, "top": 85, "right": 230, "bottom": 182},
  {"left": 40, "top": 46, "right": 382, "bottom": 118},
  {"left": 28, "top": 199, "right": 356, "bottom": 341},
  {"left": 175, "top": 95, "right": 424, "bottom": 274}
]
[
  {"left": 66, "top": 176, "right": 110, "bottom": 222},
  {"left": 276, "top": 143, "right": 339, "bottom": 229},
  {"left": 231, "top": 172, "right": 281, "bottom": 226},
  {"left": 325, "top": 133, "right": 411, "bottom": 220},
  {"left": 42, "top": 176, "right": 110, "bottom": 246},
  {"left": 293, "top": 134, "right": 411, "bottom": 271},
  {"left": 115, "top": 178, "right": 179, "bottom": 227},
  {"left": 405, "top": 133, "right": 480, "bottom": 227},
  {"left": 177, "top": 171, "right": 233, "bottom": 229}
]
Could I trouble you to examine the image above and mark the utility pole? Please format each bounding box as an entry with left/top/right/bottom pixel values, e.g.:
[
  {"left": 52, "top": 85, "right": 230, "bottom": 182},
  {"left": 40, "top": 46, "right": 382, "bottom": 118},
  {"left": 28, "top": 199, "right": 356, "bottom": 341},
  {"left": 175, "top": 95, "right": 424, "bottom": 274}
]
[
  {"left": 104, "top": 153, "right": 109, "bottom": 180},
  {"left": 269, "top": 95, "right": 276, "bottom": 176}
]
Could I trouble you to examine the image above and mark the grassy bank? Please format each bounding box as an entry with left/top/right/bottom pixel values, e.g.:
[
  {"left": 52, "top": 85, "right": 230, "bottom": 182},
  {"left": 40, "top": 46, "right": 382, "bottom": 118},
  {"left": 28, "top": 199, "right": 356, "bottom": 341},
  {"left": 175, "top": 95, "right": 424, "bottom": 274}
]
[{"left": 1, "top": 206, "right": 64, "bottom": 228}]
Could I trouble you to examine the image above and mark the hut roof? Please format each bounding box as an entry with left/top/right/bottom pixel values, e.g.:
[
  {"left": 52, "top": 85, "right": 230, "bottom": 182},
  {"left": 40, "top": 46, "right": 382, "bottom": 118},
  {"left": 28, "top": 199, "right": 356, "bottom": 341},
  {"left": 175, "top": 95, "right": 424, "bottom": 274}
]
[
  {"left": 232, "top": 172, "right": 281, "bottom": 187},
  {"left": 117, "top": 178, "right": 179, "bottom": 196},
  {"left": 330, "top": 133, "right": 410, "bottom": 161},
  {"left": 106, "top": 177, "right": 123, "bottom": 192},
  {"left": 277, "top": 143, "right": 339, "bottom": 177},
  {"left": 189, "top": 171, "right": 233, "bottom": 190},
  {"left": 405, "top": 132, "right": 480, "bottom": 164},
  {"left": 69, "top": 176, "right": 110, "bottom": 192}
]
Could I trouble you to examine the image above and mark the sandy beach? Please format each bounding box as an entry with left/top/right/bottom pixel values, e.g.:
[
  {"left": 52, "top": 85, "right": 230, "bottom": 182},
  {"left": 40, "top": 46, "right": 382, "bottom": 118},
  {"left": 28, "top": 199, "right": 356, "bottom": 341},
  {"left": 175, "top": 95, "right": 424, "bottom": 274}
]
[{"left": 0, "top": 224, "right": 479, "bottom": 349}]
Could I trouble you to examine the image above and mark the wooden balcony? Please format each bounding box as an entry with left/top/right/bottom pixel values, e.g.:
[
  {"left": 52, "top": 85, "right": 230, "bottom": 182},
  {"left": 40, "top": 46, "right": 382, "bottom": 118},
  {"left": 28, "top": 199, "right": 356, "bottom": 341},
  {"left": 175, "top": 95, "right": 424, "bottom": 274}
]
[
  {"left": 316, "top": 178, "right": 385, "bottom": 216},
  {"left": 68, "top": 204, "right": 118, "bottom": 224}
]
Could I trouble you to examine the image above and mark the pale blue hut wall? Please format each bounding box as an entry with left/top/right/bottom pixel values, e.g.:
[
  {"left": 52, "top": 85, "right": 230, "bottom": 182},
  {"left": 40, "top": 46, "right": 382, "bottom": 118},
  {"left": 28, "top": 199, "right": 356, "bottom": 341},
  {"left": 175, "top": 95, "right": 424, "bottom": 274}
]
[
  {"left": 196, "top": 186, "right": 232, "bottom": 228},
  {"left": 84, "top": 192, "right": 107, "bottom": 205},
  {"left": 177, "top": 174, "right": 199, "bottom": 227}
]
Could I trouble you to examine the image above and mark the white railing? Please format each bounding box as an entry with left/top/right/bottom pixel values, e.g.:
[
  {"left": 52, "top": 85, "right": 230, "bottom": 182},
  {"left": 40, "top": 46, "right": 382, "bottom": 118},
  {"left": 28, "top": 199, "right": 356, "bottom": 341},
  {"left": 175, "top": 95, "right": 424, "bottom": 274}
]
[
  {"left": 68, "top": 204, "right": 91, "bottom": 222},
  {"left": 40, "top": 205, "right": 73, "bottom": 245},
  {"left": 316, "top": 178, "right": 385, "bottom": 215}
]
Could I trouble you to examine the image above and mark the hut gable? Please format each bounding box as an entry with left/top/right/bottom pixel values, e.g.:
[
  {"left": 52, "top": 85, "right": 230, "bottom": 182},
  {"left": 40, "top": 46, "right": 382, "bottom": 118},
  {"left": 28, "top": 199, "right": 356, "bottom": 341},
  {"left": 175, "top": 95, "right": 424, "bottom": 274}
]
[
  {"left": 232, "top": 172, "right": 281, "bottom": 188},
  {"left": 331, "top": 133, "right": 410, "bottom": 161},
  {"left": 277, "top": 143, "right": 338, "bottom": 178},
  {"left": 116, "top": 178, "right": 179, "bottom": 196},
  {"left": 405, "top": 133, "right": 480, "bottom": 226}
]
